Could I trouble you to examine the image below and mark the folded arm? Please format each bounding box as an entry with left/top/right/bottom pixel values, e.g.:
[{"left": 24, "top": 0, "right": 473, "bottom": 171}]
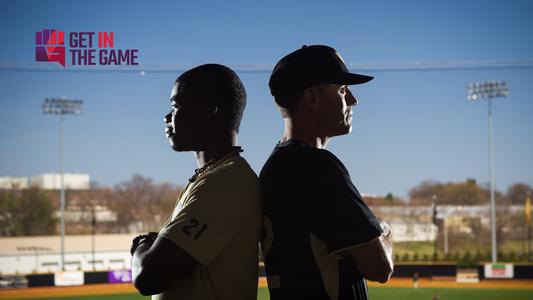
[
  {"left": 346, "top": 220, "right": 393, "bottom": 283},
  {"left": 131, "top": 233, "right": 197, "bottom": 296}
]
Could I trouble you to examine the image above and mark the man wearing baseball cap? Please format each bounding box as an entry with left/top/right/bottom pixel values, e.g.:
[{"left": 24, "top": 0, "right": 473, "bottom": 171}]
[{"left": 260, "top": 45, "right": 393, "bottom": 300}]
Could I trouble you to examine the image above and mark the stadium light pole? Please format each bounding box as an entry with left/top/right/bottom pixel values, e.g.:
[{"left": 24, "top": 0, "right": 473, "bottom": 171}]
[
  {"left": 92, "top": 205, "right": 96, "bottom": 270},
  {"left": 432, "top": 194, "right": 438, "bottom": 261},
  {"left": 42, "top": 98, "right": 83, "bottom": 271},
  {"left": 527, "top": 190, "right": 532, "bottom": 261},
  {"left": 467, "top": 81, "right": 508, "bottom": 263}
]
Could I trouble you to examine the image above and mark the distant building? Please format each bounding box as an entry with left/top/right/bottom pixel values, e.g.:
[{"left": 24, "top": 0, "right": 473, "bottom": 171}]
[
  {"left": 389, "top": 222, "right": 438, "bottom": 242},
  {"left": 31, "top": 173, "right": 90, "bottom": 190},
  {"left": 0, "top": 176, "right": 29, "bottom": 189},
  {"left": 56, "top": 205, "right": 118, "bottom": 223}
]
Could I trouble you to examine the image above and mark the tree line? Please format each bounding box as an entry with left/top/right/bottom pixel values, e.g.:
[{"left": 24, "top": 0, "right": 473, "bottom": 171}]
[
  {"left": 408, "top": 179, "right": 531, "bottom": 206},
  {"left": 0, "top": 176, "right": 530, "bottom": 236},
  {"left": 0, "top": 174, "right": 180, "bottom": 236}
]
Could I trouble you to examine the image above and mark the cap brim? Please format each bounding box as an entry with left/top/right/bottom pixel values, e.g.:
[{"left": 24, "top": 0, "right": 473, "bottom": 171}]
[{"left": 336, "top": 72, "right": 374, "bottom": 85}]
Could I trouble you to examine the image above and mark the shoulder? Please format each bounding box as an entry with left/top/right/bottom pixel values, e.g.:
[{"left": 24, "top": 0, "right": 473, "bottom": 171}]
[
  {"left": 262, "top": 140, "right": 344, "bottom": 172},
  {"left": 260, "top": 142, "right": 351, "bottom": 197},
  {"left": 294, "top": 146, "right": 348, "bottom": 179},
  {"left": 192, "top": 155, "right": 260, "bottom": 207},
  {"left": 212, "top": 155, "right": 258, "bottom": 185}
]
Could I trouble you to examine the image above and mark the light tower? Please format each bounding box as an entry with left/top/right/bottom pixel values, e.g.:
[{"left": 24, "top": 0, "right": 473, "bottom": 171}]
[
  {"left": 42, "top": 98, "right": 83, "bottom": 270},
  {"left": 467, "top": 80, "right": 508, "bottom": 263}
]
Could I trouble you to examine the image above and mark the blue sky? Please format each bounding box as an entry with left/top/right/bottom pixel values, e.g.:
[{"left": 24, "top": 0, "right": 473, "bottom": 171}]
[{"left": 1, "top": 0, "right": 532, "bottom": 198}]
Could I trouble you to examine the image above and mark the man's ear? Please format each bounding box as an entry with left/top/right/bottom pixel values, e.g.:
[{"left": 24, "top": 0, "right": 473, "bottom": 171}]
[
  {"left": 302, "top": 86, "right": 320, "bottom": 114},
  {"left": 205, "top": 103, "right": 219, "bottom": 120}
]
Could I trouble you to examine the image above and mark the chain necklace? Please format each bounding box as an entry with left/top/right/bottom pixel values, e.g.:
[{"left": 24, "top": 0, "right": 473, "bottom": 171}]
[{"left": 188, "top": 146, "right": 243, "bottom": 183}]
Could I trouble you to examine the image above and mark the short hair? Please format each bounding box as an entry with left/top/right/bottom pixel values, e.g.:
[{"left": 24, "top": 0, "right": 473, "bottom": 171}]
[
  {"left": 176, "top": 64, "right": 246, "bottom": 132},
  {"left": 273, "top": 89, "right": 305, "bottom": 118}
]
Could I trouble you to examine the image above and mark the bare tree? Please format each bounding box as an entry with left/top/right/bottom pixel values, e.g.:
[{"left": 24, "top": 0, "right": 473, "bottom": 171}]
[{"left": 111, "top": 174, "right": 181, "bottom": 233}]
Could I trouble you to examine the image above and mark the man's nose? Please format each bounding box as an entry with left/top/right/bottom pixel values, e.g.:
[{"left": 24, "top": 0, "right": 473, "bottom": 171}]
[
  {"left": 164, "top": 113, "right": 171, "bottom": 124},
  {"left": 346, "top": 89, "right": 358, "bottom": 106}
]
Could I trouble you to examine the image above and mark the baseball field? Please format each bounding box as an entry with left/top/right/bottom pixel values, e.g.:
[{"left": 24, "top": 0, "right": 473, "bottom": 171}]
[{"left": 1, "top": 278, "right": 533, "bottom": 300}]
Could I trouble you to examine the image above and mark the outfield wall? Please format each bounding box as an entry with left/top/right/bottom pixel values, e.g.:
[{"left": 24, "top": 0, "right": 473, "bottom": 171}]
[
  {"left": 2, "top": 264, "right": 531, "bottom": 289},
  {"left": 392, "top": 264, "right": 533, "bottom": 279},
  {"left": 0, "top": 234, "right": 137, "bottom": 275},
  {"left": 0, "top": 251, "right": 131, "bottom": 275}
]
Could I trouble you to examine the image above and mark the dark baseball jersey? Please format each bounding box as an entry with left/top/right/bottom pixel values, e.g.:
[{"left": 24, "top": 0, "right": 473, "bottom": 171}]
[{"left": 260, "top": 139, "right": 382, "bottom": 300}]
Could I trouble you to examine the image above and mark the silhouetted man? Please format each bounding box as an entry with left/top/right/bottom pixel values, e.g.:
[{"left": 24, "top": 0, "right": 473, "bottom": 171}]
[
  {"left": 131, "top": 64, "right": 262, "bottom": 300},
  {"left": 260, "top": 45, "right": 393, "bottom": 300}
]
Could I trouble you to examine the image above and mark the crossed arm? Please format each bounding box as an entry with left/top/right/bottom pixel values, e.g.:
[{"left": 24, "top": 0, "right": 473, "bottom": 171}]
[
  {"left": 131, "top": 233, "right": 197, "bottom": 296},
  {"left": 345, "top": 219, "right": 394, "bottom": 283}
]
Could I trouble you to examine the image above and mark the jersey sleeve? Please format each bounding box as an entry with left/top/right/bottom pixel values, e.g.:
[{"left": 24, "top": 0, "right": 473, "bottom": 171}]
[
  {"left": 159, "top": 175, "right": 255, "bottom": 266},
  {"left": 291, "top": 153, "right": 382, "bottom": 256}
]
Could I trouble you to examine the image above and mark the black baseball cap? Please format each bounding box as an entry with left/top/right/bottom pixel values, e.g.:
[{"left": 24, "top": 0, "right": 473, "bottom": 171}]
[{"left": 269, "top": 45, "right": 373, "bottom": 96}]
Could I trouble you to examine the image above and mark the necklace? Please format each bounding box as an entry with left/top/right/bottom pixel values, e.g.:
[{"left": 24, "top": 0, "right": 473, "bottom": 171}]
[{"left": 188, "top": 146, "right": 243, "bottom": 183}]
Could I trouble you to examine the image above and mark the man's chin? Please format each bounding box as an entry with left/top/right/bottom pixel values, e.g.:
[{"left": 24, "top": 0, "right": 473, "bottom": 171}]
[
  {"left": 332, "top": 125, "right": 352, "bottom": 137},
  {"left": 344, "top": 122, "right": 353, "bottom": 134},
  {"left": 170, "top": 142, "right": 189, "bottom": 152}
]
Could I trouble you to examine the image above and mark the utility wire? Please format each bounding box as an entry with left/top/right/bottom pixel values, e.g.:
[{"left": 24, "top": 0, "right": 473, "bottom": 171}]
[{"left": 1, "top": 59, "right": 533, "bottom": 74}]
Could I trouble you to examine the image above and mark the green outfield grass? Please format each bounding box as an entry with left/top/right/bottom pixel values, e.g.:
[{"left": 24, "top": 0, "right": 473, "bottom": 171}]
[{"left": 27, "top": 287, "right": 533, "bottom": 300}]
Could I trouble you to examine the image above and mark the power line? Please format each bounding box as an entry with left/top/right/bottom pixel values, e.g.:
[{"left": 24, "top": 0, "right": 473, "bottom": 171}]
[{"left": 1, "top": 59, "right": 533, "bottom": 74}]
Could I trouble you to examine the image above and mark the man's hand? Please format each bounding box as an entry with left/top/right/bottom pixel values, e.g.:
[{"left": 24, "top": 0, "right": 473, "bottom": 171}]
[
  {"left": 377, "top": 219, "right": 394, "bottom": 274},
  {"left": 130, "top": 232, "right": 158, "bottom": 255},
  {"left": 378, "top": 219, "right": 392, "bottom": 238}
]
